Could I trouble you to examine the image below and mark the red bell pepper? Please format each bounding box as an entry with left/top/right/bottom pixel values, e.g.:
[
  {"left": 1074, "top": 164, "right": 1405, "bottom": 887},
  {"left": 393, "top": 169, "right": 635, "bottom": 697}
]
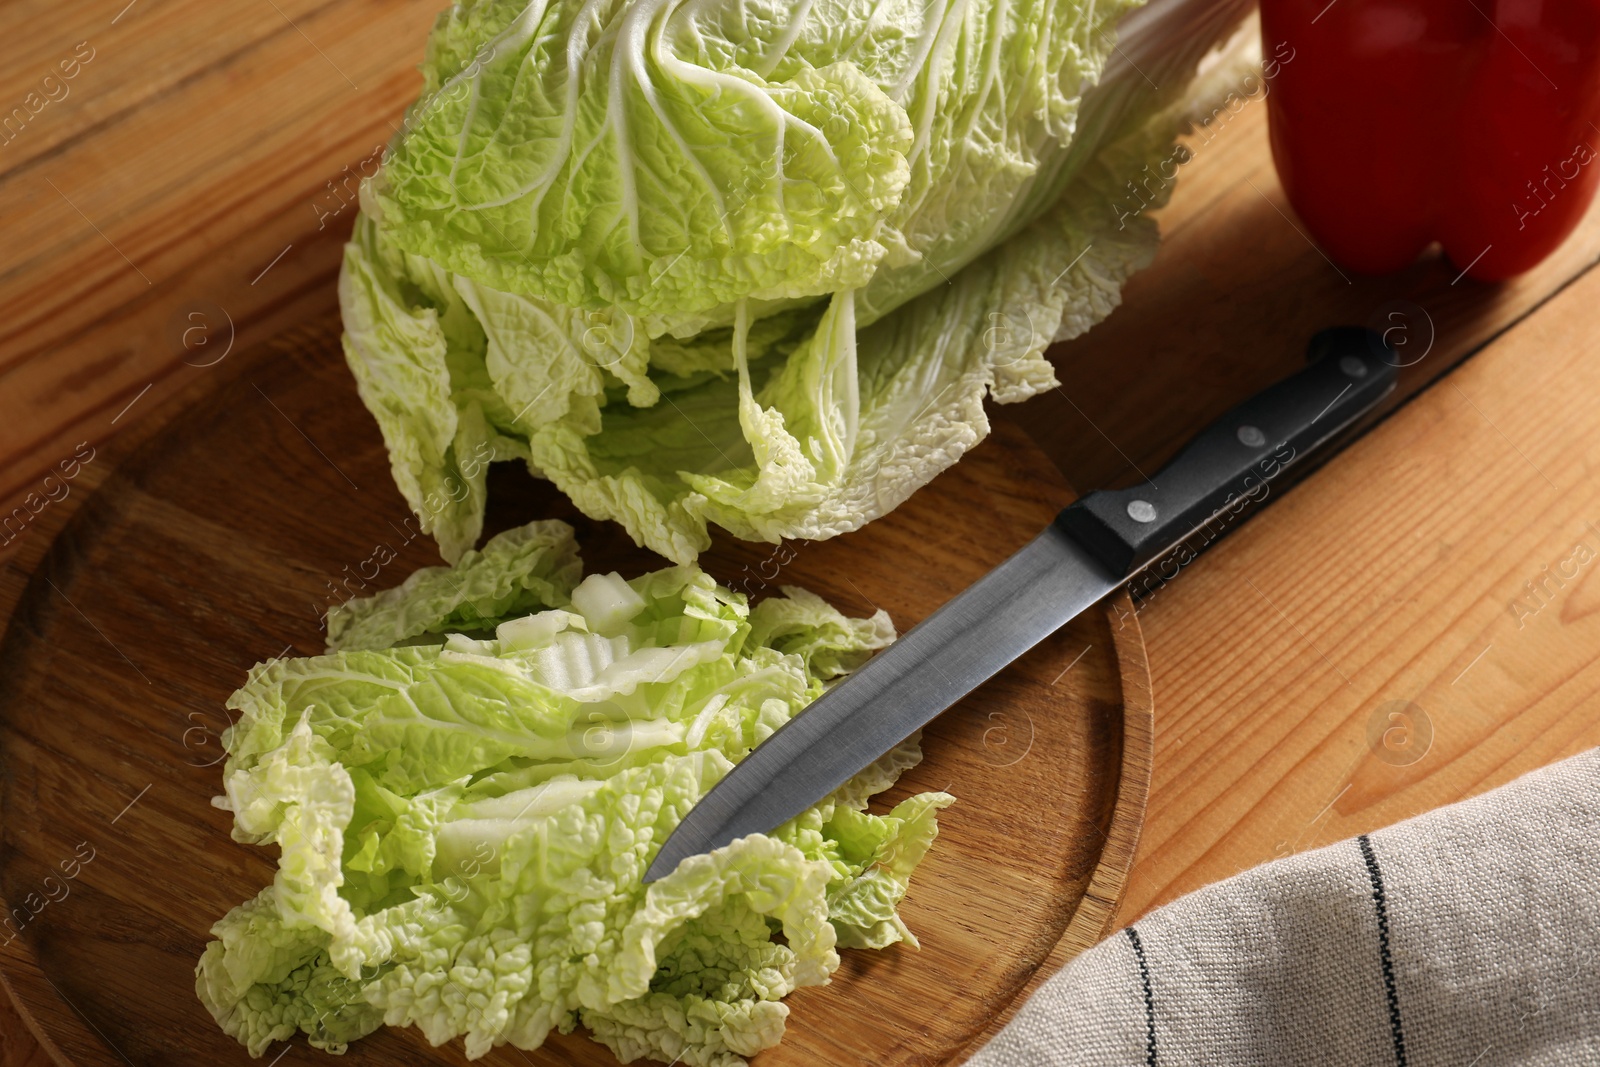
[{"left": 1259, "top": 0, "right": 1600, "bottom": 281}]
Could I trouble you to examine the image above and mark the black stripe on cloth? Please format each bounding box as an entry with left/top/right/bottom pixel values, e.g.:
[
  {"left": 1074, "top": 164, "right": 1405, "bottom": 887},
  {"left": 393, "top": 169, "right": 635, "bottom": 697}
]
[
  {"left": 1358, "top": 834, "right": 1408, "bottom": 1067},
  {"left": 1125, "top": 925, "right": 1157, "bottom": 1067}
]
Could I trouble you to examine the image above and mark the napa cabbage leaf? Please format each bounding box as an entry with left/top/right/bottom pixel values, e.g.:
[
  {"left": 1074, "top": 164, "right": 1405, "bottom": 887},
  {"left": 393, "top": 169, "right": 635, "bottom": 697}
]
[
  {"left": 197, "top": 520, "right": 948, "bottom": 1064},
  {"left": 340, "top": 0, "right": 1253, "bottom": 564}
]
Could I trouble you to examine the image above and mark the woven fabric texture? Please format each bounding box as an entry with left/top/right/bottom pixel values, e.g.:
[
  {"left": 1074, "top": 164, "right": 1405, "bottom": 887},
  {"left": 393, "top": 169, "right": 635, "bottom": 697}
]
[{"left": 969, "top": 748, "right": 1600, "bottom": 1067}]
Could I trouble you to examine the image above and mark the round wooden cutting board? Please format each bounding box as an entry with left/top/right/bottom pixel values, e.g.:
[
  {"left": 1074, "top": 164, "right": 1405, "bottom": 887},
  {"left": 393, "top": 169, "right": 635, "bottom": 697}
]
[{"left": 0, "top": 329, "right": 1151, "bottom": 1067}]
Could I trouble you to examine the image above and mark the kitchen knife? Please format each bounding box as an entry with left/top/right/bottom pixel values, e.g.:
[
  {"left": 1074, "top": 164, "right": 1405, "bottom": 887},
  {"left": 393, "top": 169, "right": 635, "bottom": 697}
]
[{"left": 645, "top": 327, "right": 1398, "bottom": 882}]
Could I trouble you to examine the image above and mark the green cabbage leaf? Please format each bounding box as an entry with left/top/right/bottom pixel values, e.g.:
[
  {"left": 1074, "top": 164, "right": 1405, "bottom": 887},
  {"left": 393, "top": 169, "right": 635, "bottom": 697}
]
[
  {"left": 341, "top": 0, "right": 1254, "bottom": 563},
  {"left": 198, "top": 520, "right": 948, "bottom": 1064}
]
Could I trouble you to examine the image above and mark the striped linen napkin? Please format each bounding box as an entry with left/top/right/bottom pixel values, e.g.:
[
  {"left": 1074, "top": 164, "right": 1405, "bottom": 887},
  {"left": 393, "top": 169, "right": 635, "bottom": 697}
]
[{"left": 968, "top": 748, "right": 1600, "bottom": 1066}]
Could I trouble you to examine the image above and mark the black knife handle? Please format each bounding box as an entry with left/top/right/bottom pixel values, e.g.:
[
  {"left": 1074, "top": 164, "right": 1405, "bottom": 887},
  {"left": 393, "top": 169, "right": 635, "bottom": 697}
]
[{"left": 1056, "top": 327, "right": 1398, "bottom": 578}]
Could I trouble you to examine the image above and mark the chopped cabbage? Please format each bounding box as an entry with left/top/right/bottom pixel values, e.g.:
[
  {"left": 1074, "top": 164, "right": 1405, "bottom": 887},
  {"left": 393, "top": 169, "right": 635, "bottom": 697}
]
[{"left": 198, "top": 520, "right": 950, "bottom": 1064}]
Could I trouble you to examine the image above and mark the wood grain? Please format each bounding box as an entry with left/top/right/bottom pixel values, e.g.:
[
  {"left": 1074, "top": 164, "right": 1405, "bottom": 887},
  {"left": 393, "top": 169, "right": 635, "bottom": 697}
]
[
  {"left": 0, "top": 334, "right": 1151, "bottom": 1066},
  {"left": 1117, "top": 242, "right": 1600, "bottom": 924},
  {"left": 0, "top": 0, "right": 438, "bottom": 562}
]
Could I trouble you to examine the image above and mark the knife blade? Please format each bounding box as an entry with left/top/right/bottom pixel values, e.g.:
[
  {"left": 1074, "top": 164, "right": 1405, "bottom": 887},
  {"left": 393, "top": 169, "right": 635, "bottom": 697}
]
[{"left": 646, "top": 327, "right": 1399, "bottom": 882}]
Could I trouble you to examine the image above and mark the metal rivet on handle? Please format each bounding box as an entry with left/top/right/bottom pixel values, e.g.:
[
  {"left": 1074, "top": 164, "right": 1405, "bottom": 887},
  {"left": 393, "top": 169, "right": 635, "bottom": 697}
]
[
  {"left": 1127, "top": 500, "right": 1157, "bottom": 523},
  {"left": 1339, "top": 355, "right": 1368, "bottom": 378},
  {"left": 1237, "top": 425, "right": 1266, "bottom": 447}
]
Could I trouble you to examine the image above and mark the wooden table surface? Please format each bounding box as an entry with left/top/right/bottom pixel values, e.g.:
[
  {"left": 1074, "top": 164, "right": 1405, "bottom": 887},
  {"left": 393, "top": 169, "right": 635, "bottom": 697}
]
[{"left": 5, "top": 2, "right": 1600, "bottom": 1062}]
